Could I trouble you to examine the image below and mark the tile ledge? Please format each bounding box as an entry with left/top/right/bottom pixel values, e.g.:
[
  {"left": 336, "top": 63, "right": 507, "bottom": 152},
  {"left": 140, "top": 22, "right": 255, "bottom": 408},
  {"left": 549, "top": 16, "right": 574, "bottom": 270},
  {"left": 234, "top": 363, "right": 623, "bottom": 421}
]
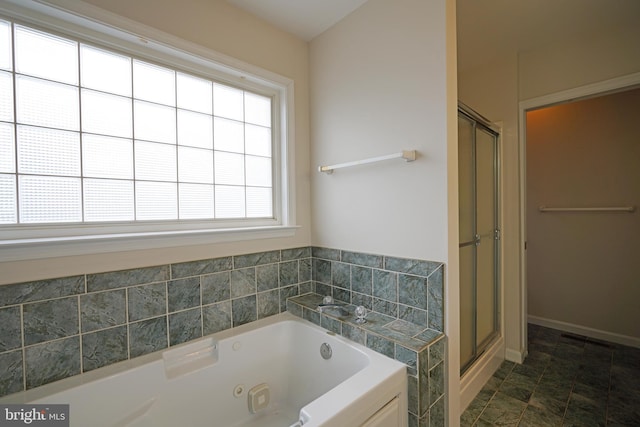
[{"left": 287, "top": 293, "right": 444, "bottom": 351}]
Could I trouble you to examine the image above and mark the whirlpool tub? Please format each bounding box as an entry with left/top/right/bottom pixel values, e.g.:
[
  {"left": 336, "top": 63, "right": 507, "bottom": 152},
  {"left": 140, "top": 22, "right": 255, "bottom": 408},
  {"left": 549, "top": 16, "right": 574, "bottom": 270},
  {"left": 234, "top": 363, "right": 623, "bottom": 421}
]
[{"left": 2, "top": 312, "right": 407, "bottom": 427}]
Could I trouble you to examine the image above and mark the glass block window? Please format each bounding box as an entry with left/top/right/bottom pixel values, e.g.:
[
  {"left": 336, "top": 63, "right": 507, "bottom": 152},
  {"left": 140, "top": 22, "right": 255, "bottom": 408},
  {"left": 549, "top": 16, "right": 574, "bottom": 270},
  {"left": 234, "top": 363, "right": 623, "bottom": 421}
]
[{"left": 0, "top": 20, "right": 274, "bottom": 225}]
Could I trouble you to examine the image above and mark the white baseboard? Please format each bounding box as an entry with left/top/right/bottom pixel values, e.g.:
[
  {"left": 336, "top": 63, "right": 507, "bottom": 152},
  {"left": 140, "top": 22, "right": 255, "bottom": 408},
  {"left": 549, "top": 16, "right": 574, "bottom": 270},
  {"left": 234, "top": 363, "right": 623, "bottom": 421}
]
[
  {"left": 528, "top": 315, "right": 640, "bottom": 349},
  {"left": 505, "top": 347, "right": 525, "bottom": 364},
  {"left": 460, "top": 337, "right": 504, "bottom": 412}
]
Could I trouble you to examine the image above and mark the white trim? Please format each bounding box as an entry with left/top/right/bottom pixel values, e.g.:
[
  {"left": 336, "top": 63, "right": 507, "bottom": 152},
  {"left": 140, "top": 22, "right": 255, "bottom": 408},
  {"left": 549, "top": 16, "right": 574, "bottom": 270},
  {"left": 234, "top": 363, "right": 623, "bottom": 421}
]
[
  {"left": 528, "top": 315, "right": 640, "bottom": 349},
  {"left": 0, "top": 0, "right": 299, "bottom": 261},
  {"left": 519, "top": 71, "right": 640, "bottom": 111},
  {"left": 505, "top": 347, "right": 525, "bottom": 364},
  {"left": 517, "top": 71, "right": 640, "bottom": 362},
  {"left": 495, "top": 120, "right": 506, "bottom": 360},
  {"left": 518, "top": 102, "right": 529, "bottom": 365},
  {"left": 460, "top": 336, "right": 504, "bottom": 412},
  {"left": 0, "top": 226, "right": 299, "bottom": 262}
]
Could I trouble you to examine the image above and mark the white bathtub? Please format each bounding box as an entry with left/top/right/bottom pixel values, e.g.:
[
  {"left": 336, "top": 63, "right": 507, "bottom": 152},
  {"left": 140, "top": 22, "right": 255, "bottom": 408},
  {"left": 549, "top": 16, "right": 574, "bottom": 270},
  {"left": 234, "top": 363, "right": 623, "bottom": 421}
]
[{"left": 2, "top": 312, "right": 407, "bottom": 427}]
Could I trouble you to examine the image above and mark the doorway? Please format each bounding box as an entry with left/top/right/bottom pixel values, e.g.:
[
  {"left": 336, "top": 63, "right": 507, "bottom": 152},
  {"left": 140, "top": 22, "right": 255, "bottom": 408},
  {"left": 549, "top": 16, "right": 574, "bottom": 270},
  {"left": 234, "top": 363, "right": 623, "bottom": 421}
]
[
  {"left": 523, "top": 86, "right": 640, "bottom": 344},
  {"left": 458, "top": 103, "right": 501, "bottom": 374},
  {"left": 518, "top": 72, "right": 640, "bottom": 352}
]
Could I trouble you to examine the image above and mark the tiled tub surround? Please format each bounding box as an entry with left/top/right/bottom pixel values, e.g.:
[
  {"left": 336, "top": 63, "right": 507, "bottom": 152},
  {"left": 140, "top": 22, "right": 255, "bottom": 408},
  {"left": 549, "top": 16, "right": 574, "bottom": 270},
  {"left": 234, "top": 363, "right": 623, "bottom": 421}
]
[
  {"left": 288, "top": 246, "right": 446, "bottom": 427},
  {"left": 310, "top": 247, "right": 444, "bottom": 333},
  {"left": 0, "top": 247, "right": 313, "bottom": 397},
  {"left": 0, "top": 246, "right": 447, "bottom": 427},
  {"left": 4, "top": 313, "right": 409, "bottom": 427}
]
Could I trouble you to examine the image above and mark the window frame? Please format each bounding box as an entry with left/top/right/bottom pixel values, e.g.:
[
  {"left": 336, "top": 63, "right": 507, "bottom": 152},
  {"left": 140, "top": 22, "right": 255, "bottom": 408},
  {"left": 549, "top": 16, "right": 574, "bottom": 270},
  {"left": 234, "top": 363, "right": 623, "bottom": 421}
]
[{"left": 0, "top": 0, "right": 297, "bottom": 262}]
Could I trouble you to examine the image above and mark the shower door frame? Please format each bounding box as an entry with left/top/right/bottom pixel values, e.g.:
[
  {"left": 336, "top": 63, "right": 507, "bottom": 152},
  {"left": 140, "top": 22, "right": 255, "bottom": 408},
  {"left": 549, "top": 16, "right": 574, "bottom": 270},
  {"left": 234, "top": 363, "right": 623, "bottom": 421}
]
[{"left": 458, "top": 102, "right": 501, "bottom": 375}]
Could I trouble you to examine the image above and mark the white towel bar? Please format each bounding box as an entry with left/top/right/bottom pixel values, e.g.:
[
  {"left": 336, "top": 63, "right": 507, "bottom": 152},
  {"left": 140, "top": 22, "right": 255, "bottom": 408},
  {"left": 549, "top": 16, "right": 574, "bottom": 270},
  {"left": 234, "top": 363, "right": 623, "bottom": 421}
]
[
  {"left": 538, "top": 206, "right": 636, "bottom": 213},
  {"left": 318, "top": 150, "right": 416, "bottom": 174}
]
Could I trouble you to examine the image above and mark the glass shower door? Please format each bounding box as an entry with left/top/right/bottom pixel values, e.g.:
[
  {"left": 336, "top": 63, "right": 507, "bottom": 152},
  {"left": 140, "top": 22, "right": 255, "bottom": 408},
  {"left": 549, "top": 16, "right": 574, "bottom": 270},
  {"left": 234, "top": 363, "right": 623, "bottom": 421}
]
[
  {"left": 458, "top": 115, "right": 476, "bottom": 368},
  {"left": 475, "top": 127, "right": 497, "bottom": 350},
  {"left": 458, "top": 106, "right": 500, "bottom": 374}
]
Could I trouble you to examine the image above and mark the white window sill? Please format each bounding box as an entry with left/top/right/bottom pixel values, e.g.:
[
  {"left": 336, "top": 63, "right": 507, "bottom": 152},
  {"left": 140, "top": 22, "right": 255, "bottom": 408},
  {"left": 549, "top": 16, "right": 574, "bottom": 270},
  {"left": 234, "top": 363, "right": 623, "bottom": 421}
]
[{"left": 0, "top": 225, "right": 299, "bottom": 262}]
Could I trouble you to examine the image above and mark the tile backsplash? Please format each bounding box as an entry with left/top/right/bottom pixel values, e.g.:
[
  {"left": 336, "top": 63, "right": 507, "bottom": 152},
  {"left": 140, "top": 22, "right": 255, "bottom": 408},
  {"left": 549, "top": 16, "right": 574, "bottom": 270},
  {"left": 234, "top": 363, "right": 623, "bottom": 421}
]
[
  {"left": 310, "top": 246, "right": 444, "bottom": 332},
  {"left": 0, "top": 244, "right": 446, "bottom": 426},
  {"left": 0, "top": 247, "right": 312, "bottom": 397},
  {"left": 297, "top": 247, "right": 446, "bottom": 427}
]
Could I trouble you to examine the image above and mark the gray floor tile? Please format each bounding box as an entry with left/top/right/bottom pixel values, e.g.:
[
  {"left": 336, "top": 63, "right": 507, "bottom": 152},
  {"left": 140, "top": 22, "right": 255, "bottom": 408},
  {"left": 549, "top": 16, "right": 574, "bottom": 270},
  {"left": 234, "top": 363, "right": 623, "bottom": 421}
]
[
  {"left": 479, "top": 392, "right": 527, "bottom": 425},
  {"left": 529, "top": 392, "right": 568, "bottom": 418},
  {"left": 500, "top": 381, "right": 533, "bottom": 403},
  {"left": 518, "top": 405, "right": 562, "bottom": 427},
  {"left": 564, "top": 405, "right": 606, "bottom": 427},
  {"left": 460, "top": 323, "right": 640, "bottom": 427}
]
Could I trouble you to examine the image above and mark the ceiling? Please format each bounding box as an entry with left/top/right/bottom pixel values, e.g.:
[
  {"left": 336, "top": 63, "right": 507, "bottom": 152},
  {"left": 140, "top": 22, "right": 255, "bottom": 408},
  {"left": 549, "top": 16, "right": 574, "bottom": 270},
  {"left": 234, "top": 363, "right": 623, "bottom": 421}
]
[
  {"left": 226, "top": 0, "right": 640, "bottom": 72},
  {"left": 226, "top": 0, "right": 368, "bottom": 41}
]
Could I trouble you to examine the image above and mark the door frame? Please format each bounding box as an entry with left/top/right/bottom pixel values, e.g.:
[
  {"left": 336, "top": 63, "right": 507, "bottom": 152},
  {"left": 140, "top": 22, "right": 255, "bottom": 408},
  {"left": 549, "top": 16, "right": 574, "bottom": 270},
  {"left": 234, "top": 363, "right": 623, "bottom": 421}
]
[{"left": 517, "top": 71, "right": 640, "bottom": 357}]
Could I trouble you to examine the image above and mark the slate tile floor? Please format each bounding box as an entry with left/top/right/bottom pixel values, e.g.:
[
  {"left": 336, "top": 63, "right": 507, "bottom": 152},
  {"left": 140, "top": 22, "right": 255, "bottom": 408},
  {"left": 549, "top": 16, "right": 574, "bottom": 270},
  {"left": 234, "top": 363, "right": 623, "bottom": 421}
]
[{"left": 461, "top": 324, "right": 640, "bottom": 426}]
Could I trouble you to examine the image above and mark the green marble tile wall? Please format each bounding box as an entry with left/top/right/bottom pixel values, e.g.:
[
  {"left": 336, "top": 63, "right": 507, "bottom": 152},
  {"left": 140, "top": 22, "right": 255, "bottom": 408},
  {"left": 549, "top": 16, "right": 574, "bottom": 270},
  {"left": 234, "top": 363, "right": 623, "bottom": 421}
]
[
  {"left": 0, "top": 246, "right": 447, "bottom": 427},
  {"left": 0, "top": 247, "right": 312, "bottom": 396},
  {"left": 297, "top": 247, "right": 447, "bottom": 427}
]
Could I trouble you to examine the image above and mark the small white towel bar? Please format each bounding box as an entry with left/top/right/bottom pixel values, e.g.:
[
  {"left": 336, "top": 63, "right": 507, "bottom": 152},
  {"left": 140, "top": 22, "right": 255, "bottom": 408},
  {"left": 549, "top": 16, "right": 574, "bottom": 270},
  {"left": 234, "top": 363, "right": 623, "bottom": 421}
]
[
  {"left": 538, "top": 206, "right": 636, "bottom": 213},
  {"left": 318, "top": 150, "right": 416, "bottom": 174}
]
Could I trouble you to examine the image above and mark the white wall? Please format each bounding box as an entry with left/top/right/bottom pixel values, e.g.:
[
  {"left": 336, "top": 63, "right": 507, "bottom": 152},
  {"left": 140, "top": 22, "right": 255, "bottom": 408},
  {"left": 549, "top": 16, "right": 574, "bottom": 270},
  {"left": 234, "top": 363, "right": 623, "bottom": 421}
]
[
  {"left": 309, "top": 0, "right": 459, "bottom": 424},
  {"left": 445, "top": 1, "right": 461, "bottom": 424},
  {"left": 0, "top": 0, "right": 312, "bottom": 285},
  {"left": 519, "top": 24, "right": 640, "bottom": 100},
  {"left": 310, "top": 0, "right": 450, "bottom": 262}
]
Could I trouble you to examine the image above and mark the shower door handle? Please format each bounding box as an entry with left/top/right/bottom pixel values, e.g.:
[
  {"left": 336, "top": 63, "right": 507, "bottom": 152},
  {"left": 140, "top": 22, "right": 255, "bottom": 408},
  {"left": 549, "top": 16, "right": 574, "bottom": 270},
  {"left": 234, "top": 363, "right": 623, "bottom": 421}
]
[
  {"left": 476, "top": 231, "right": 497, "bottom": 245},
  {"left": 459, "top": 234, "right": 481, "bottom": 248}
]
